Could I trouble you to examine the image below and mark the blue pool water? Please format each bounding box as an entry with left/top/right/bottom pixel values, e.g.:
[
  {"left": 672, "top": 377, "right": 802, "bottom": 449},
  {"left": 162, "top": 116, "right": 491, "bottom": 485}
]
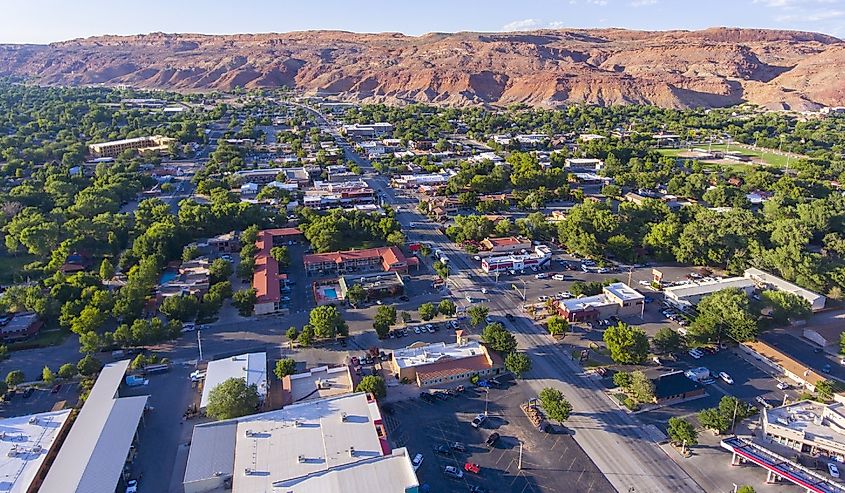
[
  {"left": 159, "top": 271, "right": 177, "bottom": 284},
  {"left": 324, "top": 288, "right": 338, "bottom": 299}
]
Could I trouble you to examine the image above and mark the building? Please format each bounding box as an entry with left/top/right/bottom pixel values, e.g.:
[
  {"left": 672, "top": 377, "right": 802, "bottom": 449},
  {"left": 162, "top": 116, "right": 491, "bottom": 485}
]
[
  {"left": 338, "top": 271, "right": 405, "bottom": 301},
  {"left": 481, "top": 245, "right": 552, "bottom": 273},
  {"left": 564, "top": 158, "right": 604, "bottom": 171},
  {"left": 744, "top": 268, "right": 826, "bottom": 312},
  {"left": 281, "top": 365, "right": 354, "bottom": 406},
  {"left": 0, "top": 409, "right": 72, "bottom": 492},
  {"left": 253, "top": 228, "right": 302, "bottom": 315},
  {"left": 480, "top": 236, "right": 532, "bottom": 254},
  {"left": 158, "top": 258, "right": 210, "bottom": 299},
  {"left": 200, "top": 352, "right": 268, "bottom": 410},
  {"left": 183, "top": 392, "right": 418, "bottom": 493},
  {"left": 762, "top": 400, "right": 845, "bottom": 462},
  {"left": 304, "top": 246, "right": 418, "bottom": 276},
  {"left": 391, "top": 171, "right": 455, "bottom": 189},
  {"left": 39, "top": 360, "right": 148, "bottom": 493},
  {"left": 740, "top": 340, "right": 824, "bottom": 391},
  {"left": 652, "top": 370, "right": 706, "bottom": 404},
  {"left": 207, "top": 231, "right": 241, "bottom": 254},
  {"left": 342, "top": 123, "right": 394, "bottom": 138},
  {"left": 663, "top": 277, "right": 756, "bottom": 308},
  {"left": 804, "top": 326, "right": 845, "bottom": 349},
  {"left": 88, "top": 135, "right": 175, "bottom": 157},
  {"left": 556, "top": 282, "right": 645, "bottom": 322},
  {"left": 391, "top": 338, "right": 503, "bottom": 388},
  {"left": 0, "top": 312, "right": 43, "bottom": 342}
]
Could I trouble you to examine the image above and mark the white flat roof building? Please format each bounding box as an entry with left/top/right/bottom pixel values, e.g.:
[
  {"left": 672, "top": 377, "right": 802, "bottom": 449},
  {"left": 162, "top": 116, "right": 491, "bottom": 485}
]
[
  {"left": 763, "top": 400, "right": 845, "bottom": 460},
  {"left": 392, "top": 340, "right": 486, "bottom": 371},
  {"left": 283, "top": 365, "right": 354, "bottom": 405},
  {"left": 200, "top": 352, "right": 268, "bottom": 409},
  {"left": 0, "top": 409, "right": 72, "bottom": 493},
  {"left": 663, "top": 277, "right": 756, "bottom": 307},
  {"left": 183, "top": 392, "right": 417, "bottom": 493},
  {"left": 39, "top": 360, "right": 148, "bottom": 493},
  {"left": 744, "top": 268, "right": 826, "bottom": 312}
]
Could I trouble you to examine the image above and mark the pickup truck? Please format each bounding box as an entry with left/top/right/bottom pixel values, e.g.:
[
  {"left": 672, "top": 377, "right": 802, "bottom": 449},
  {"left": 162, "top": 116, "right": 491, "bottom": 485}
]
[{"left": 486, "top": 432, "right": 500, "bottom": 447}]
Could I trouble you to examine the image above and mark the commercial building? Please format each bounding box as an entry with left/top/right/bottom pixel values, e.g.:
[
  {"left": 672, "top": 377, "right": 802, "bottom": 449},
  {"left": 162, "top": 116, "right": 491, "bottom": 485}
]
[
  {"left": 39, "top": 360, "right": 148, "bottom": 493},
  {"left": 390, "top": 171, "right": 455, "bottom": 189},
  {"left": 183, "top": 392, "right": 418, "bottom": 493},
  {"left": 804, "top": 325, "right": 845, "bottom": 349},
  {"left": 253, "top": 228, "right": 302, "bottom": 315},
  {"left": 481, "top": 245, "right": 552, "bottom": 273},
  {"left": 744, "top": 268, "right": 826, "bottom": 312},
  {"left": 762, "top": 400, "right": 845, "bottom": 462},
  {"left": 663, "top": 276, "right": 756, "bottom": 308},
  {"left": 564, "top": 158, "right": 604, "bottom": 171},
  {"left": 304, "top": 246, "right": 418, "bottom": 276},
  {"left": 391, "top": 337, "right": 503, "bottom": 388},
  {"left": 280, "top": 365, "right": 354, "bottom": 406},
  {"left": 207, "top": 231, "right": 241, "bottom": 254},
  {"left": 88, "top": 135, "right": 175, "bottom": 157},
  {"left": 740, "top": 340, "right": 824, "bottom": 391},
  {"left": 0, "top": 409, "right": 72, "bottom": 492},
  {"left": 652, "top": 370, "right": 706, "bottom": 404},
  {"left": 338, "top": 271, "right": 405, "bottom": 301},
  {"left": 480, "top": 236, "right": 532, "bottom": 254},
  {"left": 200, "top": 352, "right": 268, "bottom": 410},
  {"left": 556, "top": 282, "right": 645, "bottom": 322},
  {"left": 342, "top": 123, "right": 394, "bottom": 138},
  {"left": 0, "top": 311, "right": 43, "bottom": 342}
]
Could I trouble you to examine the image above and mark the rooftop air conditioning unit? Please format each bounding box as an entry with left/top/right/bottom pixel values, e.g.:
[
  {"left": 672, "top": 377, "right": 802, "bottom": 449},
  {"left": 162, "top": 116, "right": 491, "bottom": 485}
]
[
  {"left": 341, "top": 412, "right": 348, "bottom": 422},
  {"left": 245, "top": 430, "right": 254, "bottom": 437},
  {"left": 349, "top": 446, "right": 356, "bottom": 457},
  {"left": 298, "top": 455, "right": 306, "bottom": 463},
  {"left": 244, "top": 468, "right": 253, "bottom": 476}
]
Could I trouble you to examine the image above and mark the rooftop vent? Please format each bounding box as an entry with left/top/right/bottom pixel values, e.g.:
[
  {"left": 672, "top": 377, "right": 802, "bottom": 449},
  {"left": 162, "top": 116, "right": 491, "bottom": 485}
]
[
  {"left": 28, "top": 417, "right": 38, "bottom": 425},
  {"left": 245, "top": 430, "right": 254, "bottom": 437},
  {"left": 349, "top": 446, "right": 356, "bottom": 457},
  {"left": 244, "top": 468, "right": 253, "bottom": 476},
  {"left": 298, "top": 455, "right": 306, "bottom": 463},
  {"left": 341, "top": 412, "right": 348, "bottom": 422}
]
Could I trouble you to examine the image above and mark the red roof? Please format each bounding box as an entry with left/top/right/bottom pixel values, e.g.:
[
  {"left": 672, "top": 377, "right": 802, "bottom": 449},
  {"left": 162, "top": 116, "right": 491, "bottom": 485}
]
[
  {"left": 414, "top": 354, "right": 493, "bottom": 382},
  {"left": 303, "top": 246, "right": 416, "bottom": 272},
  {"left": 485, "top": 236, "right": 526, "bottom": 248},
  {"left": 253, "top": 229, "right": 300, "bottom": 303}
]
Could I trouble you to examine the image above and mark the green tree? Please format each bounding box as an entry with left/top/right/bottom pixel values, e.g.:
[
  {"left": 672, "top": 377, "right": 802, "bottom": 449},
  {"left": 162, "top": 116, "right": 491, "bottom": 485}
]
[
  {"left": 546, "top": 315, "right": 568, "bottom": 336},
  {"left": 0, "top": 381, "right": 7, "bottom": 396},
  {"left": 286, "top": 326, "right": 299, "bottom": 341},
  {"left": 698, "top": 408, "right": 730, "bottom": 434},
  {"left": 345, "top": 284, "right": 366, "bottom": 307},
  {"left": 99, "top": 258, "right": 115, "bottom": 281},
  {"left": 438, "top": 299, "right": 456, "bottom": 317},
  {"left": 401, "top": 311, "right": 412, "bottom": 324},
  {"left": 613, "top": 371, "right": 633, "bottom": 390},
  {"left": 630, "top": 371, "right": 655, "bottom": 403},
  {"left": 274, "top": 358, "right": 297, "bottom": 379},
  {"left": 418, "top": 302, "right": 437, "bottom": 321},
  {"left": 209, "top": 258, "right": 233, "bottom": 284},
  {"left": 816, "top": 380, "right": 835, "bottom": 402},
  {"left": 467, "top": 305, "right": 489, "bottom": 326},
  {"left": 41, "top": 366, "right": 55, "bottom": 384},
  {"left": 761, "top": 290, "right": 811, "bottom": 324},
  {"left": 690, "top": 288, "right": 757, "bottom": 343},
  {"left": 309, "top": 305, "right": 348, "bottom": 339},
  {"left": 652, "top": 327, "right": 683, "bottom": 355},
  {"left": 77, "top": 355, "right": 103, "bottom": 376},
  {"left": 667, "top": 417, "right": 698, "bottom": 446},
  {"left": 374, "top": 305, "right": 397, "bottom": 339},
  {"left": 205, "top": 377, "right": 260, "bottom": 420},
  {"left": 269, "top": 246, "right": 290, "bottom": 266},
  {"left": 356, "top": 375, "right": 387, "bottom": 399},
  {"left": 297, "top": 325, "right": 315, "bottom": 346},
  {"left": 505, "top": 352, "right": 532, "bottom": 378},
  {"left": 5, "top": 370, "right": 24, "bottom": 388},
  {"left": 58, "top": 363, "right": 78, "bottom": 380},
  {"left": 433, "top": 261, "right": 449, "bottom": 280},
  {"left": 182, "top": 245, "right": 201, "bottom": 262},
  {"left": 160, "top": 295, "right": 199, "bottom": 322},
  {"left": 603, "top": 322, "right": 649, "bottom": 364},
  {"left": 538, "top": 387, "right": 572, "bottom": 422},
  {"left": 232, "top": 288, "right": 257, "bottom": 316},
  {"left": 737, "top": 486, "right": 756, "bottom": 493},
  {"left": 482, "top": 322, "right": 517, "bottom": 353}
]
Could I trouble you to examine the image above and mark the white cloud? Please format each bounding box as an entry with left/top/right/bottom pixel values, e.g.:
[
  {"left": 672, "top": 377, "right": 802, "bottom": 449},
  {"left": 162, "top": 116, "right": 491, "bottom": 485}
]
[
  {"left": 630, "top": 0, "right": 658, "bottom": 5},
  {"left": 587, "top": 0, "right": 609, "bottom": 5},
  {"left": 502, "top": 18, "right": 542, "bottom": 31},
  {"left": 548, "top": 21, "right": 567, "bottom": 28},
  {"left": 776, "top": 8, "right": 845, "bottom": 22}
]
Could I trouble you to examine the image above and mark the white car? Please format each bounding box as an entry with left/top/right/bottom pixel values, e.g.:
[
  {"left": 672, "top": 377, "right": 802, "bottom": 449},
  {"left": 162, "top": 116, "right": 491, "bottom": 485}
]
[
  {"left": 481, "top": 287, "right": 488, "bottom": 294},
  {"left": 638, "top": 280, "right": 650, "bottom": 286},
  {"left": 414, "top": 327, "right": 422, "bottom": 334},
  {"left": 444, "top": 465, "right": 464, "bottom": 479},
  {"left": 473, "top": 255, "right": 481, "bottom": 261},
  {"left": 424, "top": 324, "right": 433, "bottom": 331},
  {"left": 181, "top": 322, "right": 197, "bottom": 333},
  {"left": 688, "top": 349, "right": 703, "bottom": 359},
  {"left": 776, "top": 381, "right": 789, "bottom": 390},
  {"left": 718, "top": 372, "right": 734, "bottom": 384},
  {"left": 190, "top": 370, "right": 206, "bottom": 382},
  {"left": 535, "top": 273, "right": 549, "bottom": 279},
  {"left": 125, "top": 480, "right": 138, "bottom": 493},
  {"left": 677, "top": 327, "right": 688, "bottom": 336},
  {"left": 830, "top": 462, "right": 840, "bottom": 478},
  {"left": 552, "top": 274, "right": 566, "bottom": 281},
  {"left": 412, "top": 453, "right": 424, "bottom": 471},
  {"left": 471, "top": 413, "right": 487, "bottom": 428},
  {"left": 538, "top": 295, "right": 550, "bottom": 302}
]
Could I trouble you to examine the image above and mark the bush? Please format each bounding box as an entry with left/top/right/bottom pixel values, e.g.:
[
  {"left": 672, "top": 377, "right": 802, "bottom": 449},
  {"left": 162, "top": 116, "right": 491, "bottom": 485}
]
[
  {"left": 356, "top": 375, "right": 387, "bottom": 399},
  {"left": 623, "top": 397, "right": 639, "bottom": 411}
]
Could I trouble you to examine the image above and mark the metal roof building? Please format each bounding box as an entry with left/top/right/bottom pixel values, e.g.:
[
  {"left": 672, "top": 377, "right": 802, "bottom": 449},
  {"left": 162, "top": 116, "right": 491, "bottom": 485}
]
[
  {"left": 0, "top": 409, "right": 72, "bottom": 493},
  {"left": 744, "top": 268, "right": 827, "bottom": 312},
  {"left": 200, "top": 352, "right": 268, "bottom": 410},
  {"left": 183, "top": 392, "right": 417, "bottom": 493},
  {"left": 663, "top": 277, "right": 756, "bottom": 307},
  {"left": 39, "top": 360, "right": 148, "bottom": 493}
]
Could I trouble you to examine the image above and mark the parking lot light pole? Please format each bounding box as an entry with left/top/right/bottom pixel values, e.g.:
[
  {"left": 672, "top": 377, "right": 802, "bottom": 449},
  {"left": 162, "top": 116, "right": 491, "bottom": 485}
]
[
  {"left": 518, "top": 440, "right": 523, "bottom": 470},
  {"left": 484, "top": 389, "right": 489, "bottom": 416},
  {"left": 197, "top": 329, "right": 204, "bottom": 362}
]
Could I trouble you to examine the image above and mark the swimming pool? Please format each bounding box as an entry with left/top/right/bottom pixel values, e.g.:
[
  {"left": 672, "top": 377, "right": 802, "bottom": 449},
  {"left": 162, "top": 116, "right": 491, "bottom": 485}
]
[
  {"left": 159, "top": 271, "right": 177, "bottom": 284},
  {"left": 323, "top": 288, "right": 338, "bottom": 300}
]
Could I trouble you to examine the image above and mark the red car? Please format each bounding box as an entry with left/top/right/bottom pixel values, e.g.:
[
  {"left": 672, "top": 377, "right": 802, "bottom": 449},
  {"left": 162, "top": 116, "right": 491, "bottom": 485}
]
[{"left": 464, "top": 462, "right": 480, "bottom": 474}]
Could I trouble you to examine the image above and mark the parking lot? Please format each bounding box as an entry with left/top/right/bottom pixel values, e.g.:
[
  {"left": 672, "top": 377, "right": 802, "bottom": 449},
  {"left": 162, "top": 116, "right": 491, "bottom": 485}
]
[
  {"left": 0, "top": 383, "right": 78, "bottom": 418},
  {"left": 383, "top": 377, "right": 613, "bottom": 493}
]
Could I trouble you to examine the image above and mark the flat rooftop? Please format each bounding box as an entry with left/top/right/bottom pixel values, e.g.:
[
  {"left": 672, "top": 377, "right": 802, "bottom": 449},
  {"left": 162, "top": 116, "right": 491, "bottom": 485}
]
[
  {"left": 0, "top": 409, "right": 72, "bottom": 493},
  {"left": 393, "top": 341, "right": 486, "bottom": 370},
  {"left": 603, "top": 282, "right": 644, "bottom": 302},
  {"left": 185, "top": 392, "right": 399, "bottom": 493},
  {"left": 201, "top": 353, "right": 267, "bottom": 409},
  {"left": 284, "top": 365, "right": 354, "bottom": 405},
  {"left": 558, "top": 294, "right": 613, "bottom": 312},
  {"left": 663, "top": 276, "right": 755, "bottom": 299},
  {"left": 766, "top": 400, "right": 845, "bottom": 447}
]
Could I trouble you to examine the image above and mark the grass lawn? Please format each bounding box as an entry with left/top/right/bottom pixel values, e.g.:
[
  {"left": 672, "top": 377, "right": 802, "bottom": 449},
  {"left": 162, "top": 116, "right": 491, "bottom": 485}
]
[
  {"left": 8, "top": 329, "right": 71, "bottom": 351},
  {"left": 705, "top": 144, "right": 797, "bottom": 168},
  {"left": 0, "top": 254, "right": 37, "bottom": 285}
]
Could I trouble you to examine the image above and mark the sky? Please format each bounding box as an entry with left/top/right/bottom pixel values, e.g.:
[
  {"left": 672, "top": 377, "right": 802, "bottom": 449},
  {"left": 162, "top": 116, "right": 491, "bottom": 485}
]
[{"left": 2, "top": 0, "right": 845, "bottom": 44}]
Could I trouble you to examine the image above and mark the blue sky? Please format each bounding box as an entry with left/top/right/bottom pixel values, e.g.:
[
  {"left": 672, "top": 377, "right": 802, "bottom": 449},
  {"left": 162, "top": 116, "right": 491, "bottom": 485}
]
[{"left": 3, "top": 0, "right": 845, "bottom": 44}]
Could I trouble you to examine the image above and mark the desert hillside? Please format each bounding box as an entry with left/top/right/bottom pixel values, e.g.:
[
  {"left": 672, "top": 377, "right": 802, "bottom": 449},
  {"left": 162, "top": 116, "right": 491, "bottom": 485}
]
[{"left": 0, "top": 28, "right": 843, "bottom": 109}]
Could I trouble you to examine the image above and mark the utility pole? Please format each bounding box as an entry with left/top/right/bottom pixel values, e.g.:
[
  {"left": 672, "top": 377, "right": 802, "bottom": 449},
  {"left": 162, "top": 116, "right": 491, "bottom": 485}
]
[
  {"left": 485, "top": 389, "right": 489, "bottom": 416},
  {"left": 518, "top": 441, "right": 523, "bottom": 470},
  {"left": 681, "top": 439, "right": 686, "bottom": 456},
  {"left": 731, "top": 399, "right": 739, "bottom": 435},
  {"left": 197, "top": 329, "right": 204, "bottom": 362}
]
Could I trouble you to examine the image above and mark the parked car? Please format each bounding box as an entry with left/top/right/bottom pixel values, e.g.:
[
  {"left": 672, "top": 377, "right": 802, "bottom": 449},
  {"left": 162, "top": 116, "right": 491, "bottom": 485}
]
[
  {"left": 718, "top": 372, "right": 734, "bottom": 384},
  {"left": 830, "top": 462, "right": 840, "bottom": 478},
  {"left": 444, "top": 465, "right": 464, "bottom": 479},
  {"left": 399, "top": 295, "right": 409, "bottom": 302},
  {"left": 464, "top": 462, "right": 481, "bottom": 474},
  {"left": 471, "top": 413, "right": 487, "bottom": 428},
  {"left": 776, "top": 381, "right": 790, "bottom": 390},
  {"left": 433, "top": 444, "right": 450, "bottom": 455},
  {"left": 22, "top": 388, "right": 34, "bottom": 399},
  {"left": 473, "top": 255, "right": 481, "bottom": 261},
  {"left": 412, "top": 453, "right": 424, "bottom": 471},
  {"left": 824, "top": 364, "right": 832, "bottom": 373},
  {"left": 50, "top": 384, "right": 61, "bottom": 394},
  {"left": 688, "top": 349, "right": 703, "bottom": 359},
  {"left": 535, "top": 273, "right": 549, "bottom": 279},
  {"left": 552, "top": 274, "right": 566, "bottom": 281},
  {"left": 486, "top": 432, "right": 500, "bottom": 447},
  {"left": 125, "top": 479, "right": 138, "bottom": 493},
  {"left": 181, "top": 322, "right": 197, "bottom": 333},
  {"left": 468, "top": 486, "right": 488, "bottom": 493},
  {"left": 424, "top": 324, "right": 434, "bottom": 331},
  {"left": 450, "top": 442, "right": 467, "bottom": 452},
  {"left": 414, "top": 327, "right": 422, "bottom": 334}
]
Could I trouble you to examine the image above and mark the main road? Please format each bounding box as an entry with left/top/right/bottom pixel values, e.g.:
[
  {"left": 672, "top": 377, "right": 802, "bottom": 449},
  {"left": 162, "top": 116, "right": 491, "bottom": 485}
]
[{"left": 291, "top": 101, "right": 704, "bottom": 493}]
